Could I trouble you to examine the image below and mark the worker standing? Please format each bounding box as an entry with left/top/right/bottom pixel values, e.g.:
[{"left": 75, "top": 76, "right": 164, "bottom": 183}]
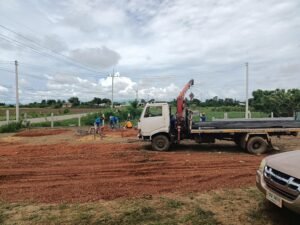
[
  {"left": 109, "top": 115, "right": 115, "bottom": 129},
  {"left": 114, "top": 116, "right": 119, "bottom": 128},
  {"left": 89, "top": 116, "right": 102, "bottom": 134},
  {"left": 200, "top": 112, "right": 206, "bottom": 122},
  {"left": 95, "top": 116, "right": 102, "bottom": 133}
]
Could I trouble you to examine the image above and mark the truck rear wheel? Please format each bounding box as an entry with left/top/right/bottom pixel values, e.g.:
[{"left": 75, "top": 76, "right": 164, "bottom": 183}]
[
  {"left": 152, "top": 135, "right": 170, "bottom": 151},
  {"left": 247, "top": 137, "right": 268, "bottom": 155}
]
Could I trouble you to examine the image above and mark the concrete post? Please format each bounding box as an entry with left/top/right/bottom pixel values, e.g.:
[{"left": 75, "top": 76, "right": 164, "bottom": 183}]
[
  {"left": 248, "top": 111, "right": 252, "bottom": 119},
  {"left": 6, "top": 110, "right": 9, "bottom": 124},
  {"left": 212, "top": 117, "right": 215, "bottom": 121},
  {"left": 51, "top": 113, "right": 54, "bottom": 128},
  {"left": 24, "top": 112, "right": 27, "bottom": 120},
  {"left": 224, "top": 112, "right": 228, "bottom": 119},
  {"left": 78, "top": 115, "right": 81, "bottom": 127},
  {"left": 271, "top": 112, "right": 274, "bottom": 118}
]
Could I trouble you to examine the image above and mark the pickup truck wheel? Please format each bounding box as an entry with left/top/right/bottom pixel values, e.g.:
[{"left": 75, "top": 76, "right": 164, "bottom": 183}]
[
  {"left": 152, "top": 135, "right": 170, "bottom": 151},
  {"left": 247, "top": 137, "right": 268, "bottom": 155}
]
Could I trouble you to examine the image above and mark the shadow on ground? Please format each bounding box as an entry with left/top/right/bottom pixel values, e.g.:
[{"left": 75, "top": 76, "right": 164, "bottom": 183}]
[{"left": 248, "top": 200, "right": 300, "bottom": 225}]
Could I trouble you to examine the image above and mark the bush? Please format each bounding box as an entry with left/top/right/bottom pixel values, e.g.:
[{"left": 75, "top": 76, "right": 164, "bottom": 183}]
[
  {"left": 80, "top": 106, "right": 143, "bottom": 126},
  {"left": 0, "top": 121, "right": 23, "bottom": 133},
  {"left": 63, "top": 109, "right": 70, "bottom": 114}
]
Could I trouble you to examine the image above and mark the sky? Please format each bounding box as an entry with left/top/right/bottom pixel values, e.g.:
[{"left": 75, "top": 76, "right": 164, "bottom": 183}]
[{"left": 0, "top": 0, "right": 299, "bottom": 104}]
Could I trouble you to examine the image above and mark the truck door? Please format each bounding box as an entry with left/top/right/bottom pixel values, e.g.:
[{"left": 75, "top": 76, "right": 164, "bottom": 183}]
[{"left": 139, "top": 105, "right": 169, "bottom": 136}]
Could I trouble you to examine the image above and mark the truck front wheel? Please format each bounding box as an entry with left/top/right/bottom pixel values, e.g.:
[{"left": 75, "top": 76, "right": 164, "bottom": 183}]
[
  {"left": 152, "top": 135, "right": 170, "bottom": 151},
  {"left": 247, "top": 137, "right": 268, "bottom": 155}
]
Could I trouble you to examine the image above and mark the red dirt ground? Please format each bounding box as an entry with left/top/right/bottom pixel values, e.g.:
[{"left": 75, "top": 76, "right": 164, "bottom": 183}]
[
  {"left": 1, "top": 129, "right": 299, "bottom": 203},
  {"left": 14, "top": 129, "right": 69, "bottom": 137},
  {"left": 0, "top": 143, "right": 265, "bottom": 203}
]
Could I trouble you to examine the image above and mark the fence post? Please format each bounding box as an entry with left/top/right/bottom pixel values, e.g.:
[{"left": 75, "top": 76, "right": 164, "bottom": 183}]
[
  {"left": 224, "top": 112, "right": 228, "bottom": 119},
  {"left": 212, "top": 117, "right": 215, "bottom": 121},
  {"left": 78, "top": 115, "right": 81, "bottom": 127},
  {"left": 271, "top": 112, "right": 274, "bottom": 118},
  {"left": 51, "top": 113, "right": 54, "bottom": 128},
  {"left": 24, "top": 112, "right": 27, "bottom": 121},
  {"left": 248, "top": 111, "right": 252, "bottom": 119},
  {"left": 6, "top": 110, "right": 9, "bottom": 124}
]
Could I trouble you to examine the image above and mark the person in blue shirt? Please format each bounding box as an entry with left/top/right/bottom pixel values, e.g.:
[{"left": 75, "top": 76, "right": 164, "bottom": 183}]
[
  {"left": 89, "top": 116, "right": 102, "bottom": 134},
  {"left": 95, "top": 117, "right": 101, "bottom": 126},
  {"left": 200, "top": 113, "right": 206, "bottom": 122},
  {"left": 109, "top": 115, "right": 115, "bottom": 129},
  {"left": 113, "top": 116, "right": 119, "bottom": 128}
]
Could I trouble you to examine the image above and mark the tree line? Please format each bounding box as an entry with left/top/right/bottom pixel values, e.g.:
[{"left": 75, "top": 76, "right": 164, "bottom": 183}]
[
  {"left": 4, "top": 97, "right": 113, "bottom": 108},
  {"left": 1, "top": 88, "right": 299, "bottom": 116},
  {"left": 187, "top": 89, "right": 300, "bottom": 116}
]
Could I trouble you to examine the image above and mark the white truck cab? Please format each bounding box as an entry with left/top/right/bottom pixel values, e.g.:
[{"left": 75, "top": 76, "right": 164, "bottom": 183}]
[{"left": 138, "top": 103, "right": 171, "bottom": 151}]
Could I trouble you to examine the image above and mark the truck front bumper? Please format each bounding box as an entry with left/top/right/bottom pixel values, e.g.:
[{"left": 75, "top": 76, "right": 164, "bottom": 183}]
[{"left": 256, "top": 170, "right": 300, "bottom": 214}]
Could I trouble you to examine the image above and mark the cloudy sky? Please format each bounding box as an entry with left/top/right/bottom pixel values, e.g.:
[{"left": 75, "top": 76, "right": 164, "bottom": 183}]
[{"left": 0, "top": 0, "right": 299, "bottom": 103}]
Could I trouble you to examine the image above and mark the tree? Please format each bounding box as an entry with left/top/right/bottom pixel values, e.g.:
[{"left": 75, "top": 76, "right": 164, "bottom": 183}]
[
  {"left": 251, "top": 89, "right": 300, "bottom": 116},
  {"left": 46, "top": 99, "right": 56, "bottom": 106},
  {"left": 90, "top": 97, "right": 102, "bottom": 105},
  {"left": 102, "top": 98, "right": 111, "bottom": 105},
  {"left": 130, "top": 100, "right": 138, "bottom": 109},
  {"left": 68, "top": 97, "right": 80, "bottom": 106},
  {"left": 191, "top": 98, "right": 201, "bottom": 106}
]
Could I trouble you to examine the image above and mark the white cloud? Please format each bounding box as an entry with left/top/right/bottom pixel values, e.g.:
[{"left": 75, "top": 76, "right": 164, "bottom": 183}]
[
  {"left": 0, "top": 0, "right": 299, "bottom": 103},
  {"left": 0, "top": 85, "right": 9, "bottom": 93},
  {"left": 70, "top": 46, "right": 121, "bottom": 68},
  {"left": 42, "top": 34, "right": 68, "bottom": 53}
]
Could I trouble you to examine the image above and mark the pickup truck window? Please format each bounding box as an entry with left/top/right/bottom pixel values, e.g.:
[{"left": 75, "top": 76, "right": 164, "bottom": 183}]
[{"left": 144, "top": 106, "right": 163, "bottom": 118}]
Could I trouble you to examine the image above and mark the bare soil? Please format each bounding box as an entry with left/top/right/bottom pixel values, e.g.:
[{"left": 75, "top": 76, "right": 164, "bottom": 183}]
[
  {"left": 14, "top": 129, "right": 70, "bottom": 137},
  {"left": 0, "top": 128, "right": 299, "bottom": 203}
]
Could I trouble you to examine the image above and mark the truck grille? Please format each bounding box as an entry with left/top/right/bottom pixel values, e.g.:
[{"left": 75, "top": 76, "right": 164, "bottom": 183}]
[{"left": 264, "top": 166, "right": 300, "bottom": 201}]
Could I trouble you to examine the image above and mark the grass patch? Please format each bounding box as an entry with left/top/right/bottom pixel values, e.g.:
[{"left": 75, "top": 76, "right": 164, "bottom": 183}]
[
  {"left": 164, "top": 198, "right": 184, "bottom": 209},
  {"left": 182, "top": 207, "right": 221, "bottom": 225},
  {"left": 0, "top": 121, "right": 23, "bottom": 133},
  {"left": 246, "top": 199, "right": 300, "bottom": 225},
  {"left": 1, "top": 188, "right": 300, "bottom": 225},
  {"left": 0, "top": 210, "right": 7, "bottom": 224}
]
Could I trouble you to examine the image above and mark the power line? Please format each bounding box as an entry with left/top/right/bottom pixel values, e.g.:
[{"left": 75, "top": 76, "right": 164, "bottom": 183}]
[{"left": 0, "top": 24, "right": 110, "bottom": 75}]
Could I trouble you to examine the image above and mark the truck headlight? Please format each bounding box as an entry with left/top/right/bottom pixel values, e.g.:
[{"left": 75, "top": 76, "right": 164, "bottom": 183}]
[{"left": 259, "top": 158, "right": 266, "bottom": 173}]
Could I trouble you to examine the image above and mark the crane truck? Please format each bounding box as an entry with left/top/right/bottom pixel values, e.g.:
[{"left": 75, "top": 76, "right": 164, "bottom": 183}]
[{"left": 137, "top": 79, "right": 300, "bottom": 154}]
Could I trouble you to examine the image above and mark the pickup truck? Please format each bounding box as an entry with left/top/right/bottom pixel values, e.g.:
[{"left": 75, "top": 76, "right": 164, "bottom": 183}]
[{"left": 257, "top": 150, "right": 300, "bottom": 213}]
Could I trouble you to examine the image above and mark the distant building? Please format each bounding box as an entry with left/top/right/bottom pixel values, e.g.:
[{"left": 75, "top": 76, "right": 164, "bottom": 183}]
[{"left": 62, "top": 102, "right": 72, "bottom": 108}]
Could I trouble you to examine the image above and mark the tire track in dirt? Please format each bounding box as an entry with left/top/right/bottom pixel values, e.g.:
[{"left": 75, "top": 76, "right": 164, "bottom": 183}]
[{"left": 0, "top": 139, "right": 268, "bottom": 203}]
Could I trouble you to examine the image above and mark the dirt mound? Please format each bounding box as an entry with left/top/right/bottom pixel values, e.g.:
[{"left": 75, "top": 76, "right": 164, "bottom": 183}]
[
  {"left": 15, "top": 129, "right": 69, "bottom": 137},
  {"left": 0, "top": 140, "right": 265, "bottom": 203}
]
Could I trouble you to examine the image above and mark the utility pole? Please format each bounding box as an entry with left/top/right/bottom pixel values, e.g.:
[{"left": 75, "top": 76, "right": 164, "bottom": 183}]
[
  {"left": 135, "top": 88, "right": 138, "bottom": 101},
  {"left": 15, "top": 60, "right": 19, "bottom": 122},
  {"left": 110, "top": 68, "right": 115, "bottom": 109},
  {"left": 245, "top": 62, "right": 249, "bottom": 119}
]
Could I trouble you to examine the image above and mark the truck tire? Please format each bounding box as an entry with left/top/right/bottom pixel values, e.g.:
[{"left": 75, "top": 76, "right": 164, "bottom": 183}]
[
  {"left": 246, "top": 136, "right": 268, "bottom": 155},
  {"left": 152, "top": 135, "right": 170, "bottom": 151}
]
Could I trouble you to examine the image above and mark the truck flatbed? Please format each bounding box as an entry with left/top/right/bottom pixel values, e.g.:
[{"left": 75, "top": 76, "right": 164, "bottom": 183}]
[
  {"left": 191, "top": 127, "right": 300, "bottom": 134},
  {"left": 192, "top": 120, "right": 300, "bottom": 130}
]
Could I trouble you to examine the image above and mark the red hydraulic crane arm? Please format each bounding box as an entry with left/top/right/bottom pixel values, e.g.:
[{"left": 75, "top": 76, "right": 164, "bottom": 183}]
[
  {"left": 176, "top": 79, "right": 194, "bottom": 144},
  {"left": 176, "top": 79, "right": 194, "bottom": 119}
]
